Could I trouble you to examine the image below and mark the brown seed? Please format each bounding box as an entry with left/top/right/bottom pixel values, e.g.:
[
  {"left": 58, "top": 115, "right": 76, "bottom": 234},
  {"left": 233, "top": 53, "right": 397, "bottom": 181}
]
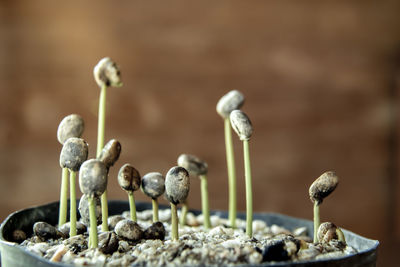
[
  {"left": 99, "top": 232, "right": 119, "bottom": 254},
  {"left": 317, "top": 222, "right": 338, "bottom": 243},
  {"left": 114, "top": 219, "right": 143, "bottom": 241},
  {"left": 12, "top": 229, "right": 26, "bottom": 243},
  {"left": 98, "top": 139, "right": 121, "bottom": 169},
  {"left": 79, "top": 159, "right": 108, "bottom": 197},
  {"left": 230, "top": 110, "right": 253, "bottom": 141},
  {"left": 177, "top": 154, "right": 208, "bottom": 176},
  {"left": 309, "top": 171, "right": 339, "bottom": 205},
  {"left": 143, "top": 222, "right": 166, "bottom": 240},
  {"left": 141, "top": 172, "right": 165, "bottom": 199},
  {"left": 93, "top": 57, "right": 122, "bottom": 88},
  {"left": 118, "top": 164, "right": 141, "bottom": 192},
  {"left": 165, "top": 166, "right": 190, "bottom": 205},
  {"left": 108, "top": 215, "right": 125, "bottom": 230},
  {"left": 216, "top": 90, "right": 245, "bottom": 119},
  {"left": 59, "top": 138, "right": 89, "bottom": 171},
  {"left": 33, "top": 222, "right": 59, "bottom": 240},
  {"left": 78, "top": 194, "right": 102, "bottom": 226},
  {"left": 57, "top": 114, "right": 84, "bottom": 145}
]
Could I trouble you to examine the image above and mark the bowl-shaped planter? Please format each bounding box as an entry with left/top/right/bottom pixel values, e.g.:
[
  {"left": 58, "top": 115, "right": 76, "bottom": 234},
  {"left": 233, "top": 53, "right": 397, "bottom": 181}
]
[{"left": 0, "top": 200, "right": 378, "bottom": 267}]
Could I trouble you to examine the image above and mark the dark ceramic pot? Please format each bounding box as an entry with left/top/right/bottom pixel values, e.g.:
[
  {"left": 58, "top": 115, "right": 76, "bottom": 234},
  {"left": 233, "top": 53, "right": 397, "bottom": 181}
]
[{"left": 0, "top": 200, "right": 378, "bottom": 267}]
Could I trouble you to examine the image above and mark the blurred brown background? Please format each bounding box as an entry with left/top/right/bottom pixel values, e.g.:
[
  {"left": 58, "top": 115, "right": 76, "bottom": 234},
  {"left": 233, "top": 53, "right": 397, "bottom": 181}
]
[{"left": 1, "top": 0, "right": 400, "bottom": 265}]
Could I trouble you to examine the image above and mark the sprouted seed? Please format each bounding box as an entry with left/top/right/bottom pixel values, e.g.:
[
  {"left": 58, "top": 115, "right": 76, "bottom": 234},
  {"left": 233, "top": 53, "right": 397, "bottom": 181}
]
[
  {"left": 118, "top": 164, "right": 141, "bottom": 221},
  {"left": 141, "top": 172, "right": 165, "bottom": 222}
]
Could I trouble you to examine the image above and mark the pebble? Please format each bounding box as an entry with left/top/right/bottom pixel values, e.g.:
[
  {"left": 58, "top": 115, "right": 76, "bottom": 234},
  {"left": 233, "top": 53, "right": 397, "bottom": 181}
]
[
  {"left": 293, "top": 226, "right": 308, "bottom": 237},
  {"left": 115, "top": 219, "right": 143, "bottom": 241},
  {"left": 50, "top": 245, "right": 68, "bottom": 262}
]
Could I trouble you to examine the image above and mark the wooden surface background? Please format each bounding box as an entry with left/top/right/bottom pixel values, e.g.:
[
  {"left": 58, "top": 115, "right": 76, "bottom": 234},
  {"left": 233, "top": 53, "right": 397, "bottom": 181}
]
[{"left": 0, "top": 1, "right": 399, "bottom": 265}]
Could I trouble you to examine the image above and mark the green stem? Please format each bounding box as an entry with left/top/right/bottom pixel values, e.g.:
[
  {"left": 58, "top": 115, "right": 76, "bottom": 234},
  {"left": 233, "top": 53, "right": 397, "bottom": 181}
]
[
  {"left": 69, "top": 170, "right": 77, "bottom": 237},
  {"left": 152, "top": 198, "right": 159, "bottom": 222},
  {"left": 243, "top": 140, "right": 253, "bottom": 238},
  {"left": 128, "top": 191, "right": 137, "bottom": 222},
  {"left": 313, "top": 203, "right": 320, "bottom": 243},
  {"left": 171, "top": 203, "right": 178, "bottom": 241},
  {"left": 200, "top": 175, "right": 211, "bottom": 229},
  {"left": 88, "top": 196, "right": 98, "bottom": 248},
  {"left": 96, "top": 84, "right": 107, "bottom": 158},
  {"left": 179, "top": 200, "right": 188, "bottom": 226},
  {"left": 58, "top": 167, "right": 69, "bottom": 226},
  {"left": 224, "top": 118, "right": 237, "bottom": 228},
  {"left": 101, "top": 190, "right": 109, "bottom": 231}
]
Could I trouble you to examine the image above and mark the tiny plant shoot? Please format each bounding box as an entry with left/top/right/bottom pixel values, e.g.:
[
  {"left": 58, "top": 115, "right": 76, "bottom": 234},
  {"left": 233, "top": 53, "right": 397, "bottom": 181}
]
[
  {"left": 141, "top": 172, "right": 165, "bottom": 222},
  {"left": 230, "top": 110, "right": 254, "bottom": 238},
  {"left": 59, "top": 137, "right": 88, "bottom": 237},
  {"left": 118, "top": 164, "right": 141, "bottom": 221},
  {"left": 79, "top": 159, "right": 108, "bottom": 248},
  {"left": 57, "top": 114, "right": 84, "bottom": 227},
  {"left": 309, "top": 171, "right": 339, "bottom": 243},
  {"left": 177, "top": 154, "right": 211, "bottom": 229},
  {"left": 216, "top": 90, "right": 244, "bottom": 228},
  {"left": 93, "top": 57, "right": 122, "bottom": 232},
  {"left": 165, "top": 166, "right": 190, "bottom": 241}
]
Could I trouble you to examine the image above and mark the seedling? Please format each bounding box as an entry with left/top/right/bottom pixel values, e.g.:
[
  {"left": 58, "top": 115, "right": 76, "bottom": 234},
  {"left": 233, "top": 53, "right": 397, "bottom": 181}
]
[
  {"left": 165, "top": 166, "right": 190, "bottom": 241},
  {"left": 79, "top": 159, "right": 108, "bottom": 248},
  {"left": 216, "top": 90, "right": 244, "bottom": 228},
  {"left": 141, "top": 172, "right": 165, "bottom": 222},
  {"left": 118, "top": 164, "right": 141, "bottom": 221},
  {"left": 93, "top": 57, "right": 122, "bottom": 232},
  {"left": 57, "top": 114, "right": 84, "bottom": 227},
  {"left": 177, "top": 154, "right": 210, "bottom": 229},
  {"left": 59, "top": 137, "right": 88, "bottom": 237},
  {"left": 230, "top": 110, "right": 254, "bottom": 238},
  {"left": 309, "top": 171, "right": 339, "bottom": 243},
  {"left": 317, "top": 222, "right": 346, "bottom": 244}
]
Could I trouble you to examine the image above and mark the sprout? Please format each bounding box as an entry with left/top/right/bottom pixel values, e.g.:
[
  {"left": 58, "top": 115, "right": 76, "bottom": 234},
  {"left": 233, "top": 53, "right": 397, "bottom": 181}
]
[
  {"left": 59, "top": 137, "right": 88, "bottom": 237},
  {"left": 118, "top": 164, "right": 141, "bottom": 221},
  {"left": 141, "top": 172, "right": 165, "bottom": 222},
  {"left": 57, "top": 114, "right": 84, "bottom": 227},
  {"left": 79, "top": 159, "right": 108, "bottom": 248},
  {"left": 309, "top": 171, "right": 339, "bottom": 243},
  {"left": 94, "top": 57, "right": 122, "bottom": 232},
  {"left": 177, "top": 154, "right": 210, "bottom": 229},
  {"left": 165, "top": 166, "right": 190, "bottom": 241},
  {"left": 317, "top": 222, "right": 346, "bottom": 244},
  {"left": 230, "top": 110, "right": 254, "bottom": 238},
  {"left": 216, "top": 90, "right": 244, "bottom": 228}
]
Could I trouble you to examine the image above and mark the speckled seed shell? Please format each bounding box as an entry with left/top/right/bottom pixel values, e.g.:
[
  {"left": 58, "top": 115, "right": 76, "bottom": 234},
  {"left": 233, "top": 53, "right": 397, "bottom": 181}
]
[
  {"left": 309, "top": 171, "right": 339, "bottom": 205},
  {"left": 79, "top": 159, "right": 108, "bottom": 197},
  {"left": 98, "top": 139, "right": 121, "bottom": 169},
  {"left": 216, "top": 90, "right": 245, "bottom": 119},
  {"left": 317, "top": 222, "right": 338, "bottom": 243},
  {"left": 141, "top": 172, "right": 165, "bottom": 199},
  {"left": 59, "top": 138, "right": 89, "bottom": 172},
  {"left": 78, "top": 194, "right": 102, "bottom": 226},
  {"left": 177, "top": 154, "right": 208, "bottom": 176},
  {"left": 114, "top": 219, "right": 143, "bottom": 241},
  {"left": 57, "top": 114, "right": 85, "bottom": 145},
  {"left": 230, "top": 110, "right": 253, "bottom": 141},
  {"left": 165, "top": 166, "right": 190, "bottom": 205},
  {"left": 93, "top": 57, "right": 122, "bottom": 88},
  {"left": 118, "top": 164, "right": 141, "bottom": 192}
]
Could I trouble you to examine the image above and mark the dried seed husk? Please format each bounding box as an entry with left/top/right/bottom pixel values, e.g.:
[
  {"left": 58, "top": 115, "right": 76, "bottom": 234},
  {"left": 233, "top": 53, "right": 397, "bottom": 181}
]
[
  {"left": 177, "top": 154, "right": 208, "bottom": 176},
  {"left": 98, "top": 139, "right": 121, "bottom": 169},
  {"left": 309, "top": 171, "right": 339, "bottom": 205},
  {"left": 118, "top": 164, "right": 141, "bottom": 192},
  {"left": 59, "top": 138, "right": 88, "bottom": 172},
  {"left": 141, "top": 172, "right": 165, "bottom": 199},
  {"left": 93, "top": 57, "right": 122, "bottom": 88},
  {"left": 78, "top": 194, "right": 102, "bottom": 226},
  {"left": 165, "top": 166, "right": 190, "bottom": 205},
  {"left": 317, "top": 222, "right": 338, "bottom": 243},
  {"left": 57, "top": 114, "right": 84, "bottom": 145},
  {"left": 216, "top": 90, "right": 245, "bottom": 119},
  {"left": 79, "top": 159, "right": 108, "bottom": 197},
  {"left": 230, "top": 110, "right": 253, "bottom": 141}
]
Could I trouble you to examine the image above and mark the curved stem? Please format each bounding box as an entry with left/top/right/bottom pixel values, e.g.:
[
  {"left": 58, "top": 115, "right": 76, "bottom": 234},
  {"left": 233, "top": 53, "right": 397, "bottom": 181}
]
[
  {"left": 88, "top": 196, "right": 98, "bottom": 248},
  {"left": 179, "top": 200, "right": 188, "bottom": 226},
  {"left": 224, "top": 118, "right": 237, "bottom": 228},
  {"left": 152, "top": 198, "right": 159, "bottom": 222},
  {"left": 200, "top": 175, "right": 211, "bottom": 229},
  {"left": 58, "top": 167, "right": 69, "bottom": 226},
  {"left": 69, "top": 170, "right": 77, "bottom": 237},
  {"left": 313, "top": 203, "right": 320, "bottom": 243},
  {"left": 171, "top": 203, "right": 178, "bottom": 241},
  {"left": 101, "top": 190, "right": 109, "bottom": 231},
  {"left": 128, "top": 191, "right": 137, "bottom": 222},
  {"left": 243, "top": 140, "right": 253, "bottom": 238}
]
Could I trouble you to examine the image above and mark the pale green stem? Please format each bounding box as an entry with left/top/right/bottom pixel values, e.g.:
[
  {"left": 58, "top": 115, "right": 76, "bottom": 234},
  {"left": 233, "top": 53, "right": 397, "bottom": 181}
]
[
  {"left": 179, "top": 200, "right": 188, "bottom": 226},
  {"left": 128, "top": 191, "right": 137, "bottom": 222},
  {"left": 171, "top": 203, "right": 178, "bottom": 241},
  {"left": 88, "top": 196, "right": 98, "bottom": 248},
  {"left": 69, "top": 170, "right": 77, "bottom": 237},
  {"left": 152, "top": 198, "right": 159, "bottom": 222},
  {"left": 58, "top": 167, "right": 69, "bottom": 226},
  {"left": 200, "top": 175, "right": 211, "bottom": 229},
  {"left": 224, "top": 118, "right": 237, "bottom": 228},
  {"left": 313, "top": 203, "right": 320, "bottom": 243},
  {"left": 243, "top": 140, "right": 253, "bottom": 238},
  {"left": 336, "top": 228, "right": 346, "bottom": 243},
  {"left": 101, "top": 190, "right": 109, "bottom": 232}
]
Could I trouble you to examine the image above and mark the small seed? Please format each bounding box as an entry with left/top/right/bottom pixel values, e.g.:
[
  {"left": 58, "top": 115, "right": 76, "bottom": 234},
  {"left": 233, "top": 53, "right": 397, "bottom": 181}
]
[
  {"left": 230, "top": 110, "right": 253, "bottom": 141},
  {"left": 79, "top": 159, "right": 108, "bottom": 197},
  {"left": 78, "top": 194, "right": 102, "bottom": 226},
  {"left": 216, "top": 90, "right": 245, "bottom": 119},
  {"left": 165, "top": 166, "right": 190, "bottom": 205},
  {"left": 93, "top": 57, "right": 122, "bottom": 88},
  {"left": 12, "top": 229, "right": 26, "bottom": 243},
  {"left": 99, "top": 232, "right": 119, "bottom": 254},
  {"left": 309, "top": 171, "right": 339, "bottom": 205},
  {"left": 118, "top": 164, "right": 141, "bottom": 192},
  {"left": 317, "top": 222, "right": 338, "bottom": 243},
  {"left": 59, "top": 138, "right": 89, "bottom": 171},
  {"left": 141, "top": 172, "right": 165, "bottom": 199},
  {"left": 98, "top": 139, "right": 121, "bottom": 169},
  {"left": 114, "top": 219, "right": 143, "bottom": 241},
  {"left": 33, "top": 222, "right": 60, "bottom": 240},
  {"left": 143, "top": 222, "right": 166, "bottom": 240},
  {"left": 108, "top": 215, "right": 125, "bottom": 230},
  {"left": 57, "top": 114, "right": 84, "bottom": 145},
  {"left": 177, "top": 154, "right": 208, "bottom": 176}
]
